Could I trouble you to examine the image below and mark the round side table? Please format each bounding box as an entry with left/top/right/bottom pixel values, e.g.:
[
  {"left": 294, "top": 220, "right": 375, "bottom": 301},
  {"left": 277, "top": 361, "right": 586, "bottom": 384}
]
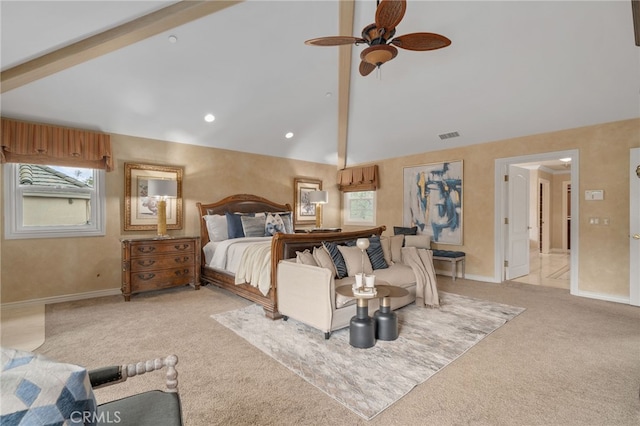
[
  {"left": 373, "top": 284, "right": 410, "bottom": 341},
  {"left": 335, "top": 285, "right": 390, "bottom": 348}
]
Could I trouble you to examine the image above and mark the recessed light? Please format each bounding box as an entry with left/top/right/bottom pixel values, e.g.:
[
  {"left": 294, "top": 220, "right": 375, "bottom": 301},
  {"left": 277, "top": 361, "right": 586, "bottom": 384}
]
[
  {"left": 285, "top": 132, "right": 294, "bottom": 139},
  {"left": 168, "top": 35, "right": 178, "bottom": 43},
  {"left": 204, "top": 114, "right": 215, "bottom": 123}
]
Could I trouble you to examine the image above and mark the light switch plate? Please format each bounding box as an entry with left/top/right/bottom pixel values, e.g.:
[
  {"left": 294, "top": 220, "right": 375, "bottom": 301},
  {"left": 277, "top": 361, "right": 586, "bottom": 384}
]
[{"left": 585, "top": 190, "right": 604, "bottom": 200}]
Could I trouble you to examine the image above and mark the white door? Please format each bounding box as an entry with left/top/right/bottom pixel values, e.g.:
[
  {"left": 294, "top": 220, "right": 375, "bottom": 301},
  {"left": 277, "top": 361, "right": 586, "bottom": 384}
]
[
  {"left": 507, "top": 165, "right": 530, "bottom": 279},
  {"left": 630, "top": 148, "right": 640, "bottom": 306},
  {"left": 540, "top": 178, "right": 551, "bottom": 254}
]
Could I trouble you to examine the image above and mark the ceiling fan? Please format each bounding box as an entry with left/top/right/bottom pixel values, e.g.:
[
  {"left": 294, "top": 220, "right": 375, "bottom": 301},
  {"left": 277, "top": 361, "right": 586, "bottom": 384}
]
[{"left": 305, "top": 0, "right": 451, "bottom": 76}]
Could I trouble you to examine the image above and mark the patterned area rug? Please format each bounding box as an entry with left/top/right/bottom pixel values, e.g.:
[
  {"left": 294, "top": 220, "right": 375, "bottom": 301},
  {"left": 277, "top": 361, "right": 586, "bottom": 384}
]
[{"left": 212, "top": 292, "right": 525, "bottom": 420}]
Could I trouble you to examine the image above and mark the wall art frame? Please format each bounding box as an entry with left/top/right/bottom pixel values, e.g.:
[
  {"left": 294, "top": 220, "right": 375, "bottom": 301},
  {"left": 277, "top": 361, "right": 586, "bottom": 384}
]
[
  {"left": 403, "top": 160, "right": 463, "bottom": 245},
  {"left": 293, "top": 177, "right": 322, "bottom": 226},
  {"left": 124, "top": 162, "right": 183, "bottom": 231}
]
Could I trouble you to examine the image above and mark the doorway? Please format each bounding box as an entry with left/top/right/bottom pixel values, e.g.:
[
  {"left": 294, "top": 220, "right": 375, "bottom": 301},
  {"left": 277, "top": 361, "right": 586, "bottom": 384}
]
[{"left": 494, "top": 150, "right": 579, "bottom": 295}]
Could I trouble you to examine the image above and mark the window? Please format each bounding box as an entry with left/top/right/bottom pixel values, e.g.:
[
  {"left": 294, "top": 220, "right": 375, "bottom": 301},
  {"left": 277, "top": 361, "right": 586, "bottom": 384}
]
[
  {"left": 4, "top": 163, "right": 106, "bottom": 239},
  {"left": 343, "top": 191, "right": 376, "bottom": 226}
]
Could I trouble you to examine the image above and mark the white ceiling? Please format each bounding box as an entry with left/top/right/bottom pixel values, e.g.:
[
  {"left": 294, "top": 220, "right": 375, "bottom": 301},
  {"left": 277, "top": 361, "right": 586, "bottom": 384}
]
[{"left": 1, "top": 1, "right": 639, "bottom": 167}]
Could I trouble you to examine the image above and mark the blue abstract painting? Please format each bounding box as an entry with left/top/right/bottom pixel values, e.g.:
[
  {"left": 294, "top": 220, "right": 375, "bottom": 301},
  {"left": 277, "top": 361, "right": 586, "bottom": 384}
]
[{"left": 403, "top": 161, "right": 463, "bottom": 245}]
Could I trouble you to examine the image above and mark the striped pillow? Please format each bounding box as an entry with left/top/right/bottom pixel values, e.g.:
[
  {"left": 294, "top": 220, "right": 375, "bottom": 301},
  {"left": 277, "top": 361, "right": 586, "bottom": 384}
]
[
  {"left": 322, "top": 241, "right": 348, "bottom": 279},
  {"left": 366, "top": 236, "right": 388, "bottom": 270}
]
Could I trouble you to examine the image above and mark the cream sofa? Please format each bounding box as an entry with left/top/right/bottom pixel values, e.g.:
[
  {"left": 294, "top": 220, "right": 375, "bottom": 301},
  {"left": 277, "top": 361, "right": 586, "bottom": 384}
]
[{"left": 277, "top": 258, "right": 418, "bottom": 339}]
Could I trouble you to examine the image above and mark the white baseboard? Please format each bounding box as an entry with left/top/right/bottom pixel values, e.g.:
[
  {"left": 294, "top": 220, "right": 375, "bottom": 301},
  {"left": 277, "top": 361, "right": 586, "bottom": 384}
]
[
  {"left": 434, "top": 269, "right": 499, "bottom": 284},
  {"left": 572, "top": 289, "right": 630, "bottom": 305},
  {"left": 1, "top": 288, "right": 121, "bottom": 310}
]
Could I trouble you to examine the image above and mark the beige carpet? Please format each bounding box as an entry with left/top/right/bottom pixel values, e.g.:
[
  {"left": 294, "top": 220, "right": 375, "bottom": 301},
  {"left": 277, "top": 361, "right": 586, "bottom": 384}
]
[{"left": 31, "top": 278, "right": 640, "bottom": 425}]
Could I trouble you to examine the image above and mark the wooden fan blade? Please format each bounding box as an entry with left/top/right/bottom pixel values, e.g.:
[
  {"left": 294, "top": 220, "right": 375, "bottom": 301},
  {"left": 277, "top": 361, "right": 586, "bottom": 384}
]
[
  {"left": 305, "top": 36, "right": 365, "bottom": 46},
  {"left": 359, "top": 61, "right": 376, "bottom": 76},
  {"left": 390, "top": 32, "right": 451, "bottom": 51},
  {"left": 375, "top": 0, "right": 406, "bottom": 33}
]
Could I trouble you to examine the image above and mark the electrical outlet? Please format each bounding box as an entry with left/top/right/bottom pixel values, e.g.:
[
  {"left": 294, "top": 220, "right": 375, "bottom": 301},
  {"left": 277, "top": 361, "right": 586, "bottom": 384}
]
[{"left": 603, "top": 218, "right": 610, "bottom": 226}]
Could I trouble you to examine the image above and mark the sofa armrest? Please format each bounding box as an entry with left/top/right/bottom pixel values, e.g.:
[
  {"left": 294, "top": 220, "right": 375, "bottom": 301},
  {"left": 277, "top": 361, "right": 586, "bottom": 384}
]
[{"left": 277, "top": 261, "right": 335, "bottom": 333}]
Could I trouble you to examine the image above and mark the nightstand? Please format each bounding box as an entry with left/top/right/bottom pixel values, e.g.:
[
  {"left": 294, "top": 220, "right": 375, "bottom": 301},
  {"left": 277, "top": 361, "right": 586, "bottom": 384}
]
[{"left": 121, "top": 236, "right": 200, "bottom": 301}]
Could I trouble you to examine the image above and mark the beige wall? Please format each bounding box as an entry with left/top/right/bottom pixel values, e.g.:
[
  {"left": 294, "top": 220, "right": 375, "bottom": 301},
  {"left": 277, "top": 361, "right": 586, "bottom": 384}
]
[
  {"left": 2, "top": 118, "right": 639, "bottom": 303},
  {"left": 1, "top": 133, "right": 338, "bottom": 303},
  {"left": 374, "top": 119, "right": 639, "bottom": 298}
]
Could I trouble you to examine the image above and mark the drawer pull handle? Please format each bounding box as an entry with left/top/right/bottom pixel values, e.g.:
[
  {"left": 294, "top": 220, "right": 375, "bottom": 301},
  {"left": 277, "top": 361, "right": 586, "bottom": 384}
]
[
  {"left": 174, "top": 269, "right": 190, "bottom": 277},
  {"left": 174, "top": 244, "right": 190, "bottom": 251},
  {"left": 137, "top": 273, "right": 156, "bottom": 281},
  {"left": 174, "top": 257, "right": 190, "bottom": 264},
  {"left": 137, "top": 247, "right": 156, "bottom": 254},
  {"left": 137, "top": 260, "right": 156, "bottom": 267}
]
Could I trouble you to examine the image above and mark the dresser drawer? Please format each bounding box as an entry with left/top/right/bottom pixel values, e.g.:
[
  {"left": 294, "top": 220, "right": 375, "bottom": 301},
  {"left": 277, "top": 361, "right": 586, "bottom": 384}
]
[
  {"left": 129, "top": 240, "right": 196, "bottom": 257},
  {"left": 130, "top": 254, "right": 196, "bottom": 272},
  {"left": 130, "top": 267, "right": 195, "bottom": 291}
]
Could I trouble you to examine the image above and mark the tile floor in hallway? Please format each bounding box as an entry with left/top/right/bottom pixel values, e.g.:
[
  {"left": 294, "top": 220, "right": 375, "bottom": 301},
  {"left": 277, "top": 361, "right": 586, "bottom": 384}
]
[{"left": 512, "top": 250, "right": 570, "bottom": 289}]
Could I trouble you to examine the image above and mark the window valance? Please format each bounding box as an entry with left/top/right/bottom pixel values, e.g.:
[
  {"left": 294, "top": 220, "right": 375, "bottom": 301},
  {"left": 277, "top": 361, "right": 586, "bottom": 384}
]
[
  {"left": 1, "top": 117, "right": 113, "bottom": 171},
  {"left": 337, "top": 165, "right": 379, "bottom": 192}
]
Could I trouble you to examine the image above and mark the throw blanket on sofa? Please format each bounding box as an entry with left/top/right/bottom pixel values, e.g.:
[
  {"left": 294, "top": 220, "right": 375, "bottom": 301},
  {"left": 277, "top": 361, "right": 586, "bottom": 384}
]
[
  {"left": 234, "top": 241, "right": 272, "bottom": 296},
  {"left": 401, "top": 247, "right": 440, "bottom": 307}
]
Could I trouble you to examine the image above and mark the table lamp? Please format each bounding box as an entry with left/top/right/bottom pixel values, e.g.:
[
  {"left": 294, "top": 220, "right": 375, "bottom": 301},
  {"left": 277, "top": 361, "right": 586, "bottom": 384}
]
[
  {"left": 147, "top": 179, "right": 177, "bottom": 237},
  {"left": 356, "top": 237, "right": 370, "bottom": 286},
  {"left": 308, "top": 190, "right": 328, "bottom": 228}
]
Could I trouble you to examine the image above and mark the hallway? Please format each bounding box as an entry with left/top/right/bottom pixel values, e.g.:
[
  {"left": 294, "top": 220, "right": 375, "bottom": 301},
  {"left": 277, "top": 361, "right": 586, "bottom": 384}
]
[{"left": 512, "top": 250, "right": 570, "bottom": 289}]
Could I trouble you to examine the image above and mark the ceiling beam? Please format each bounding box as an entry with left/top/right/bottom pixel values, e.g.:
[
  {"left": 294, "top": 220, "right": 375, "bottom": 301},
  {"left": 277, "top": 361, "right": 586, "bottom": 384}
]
[
  {"left": 1, "top": 0, "right": 244, "bottom": 94},
  {"left": 336, "top": 0, "right": 355, "bottom": 170}
]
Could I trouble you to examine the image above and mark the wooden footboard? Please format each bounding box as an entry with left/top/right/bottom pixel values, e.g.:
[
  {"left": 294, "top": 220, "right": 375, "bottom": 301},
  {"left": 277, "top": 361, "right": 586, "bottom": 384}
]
[{"left": 197, "top": 194, "right": 385, "bottom": 318}]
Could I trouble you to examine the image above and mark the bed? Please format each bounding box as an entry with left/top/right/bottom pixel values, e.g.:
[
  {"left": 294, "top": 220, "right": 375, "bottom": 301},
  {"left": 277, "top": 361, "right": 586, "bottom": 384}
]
[{"left": 197, "top": 194, "right": 385, "bottom": 318}]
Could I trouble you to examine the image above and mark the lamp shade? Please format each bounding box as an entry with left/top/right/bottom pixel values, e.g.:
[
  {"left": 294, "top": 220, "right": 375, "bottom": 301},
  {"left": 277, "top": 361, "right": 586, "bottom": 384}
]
[
  {"left": 308, "top": 190, "right": 328, "bottom": 204},
  {"left": 148, "top": 179, "right": 177, "bottom": 198},
  {"left": 356, "top": 238, "right": 370, "bottom": 250}
]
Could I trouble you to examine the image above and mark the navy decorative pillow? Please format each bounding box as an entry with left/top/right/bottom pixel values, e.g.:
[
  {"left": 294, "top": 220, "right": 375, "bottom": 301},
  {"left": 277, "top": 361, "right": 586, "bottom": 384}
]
[
  {"left": 226, "top": 212, "right": 245, "bottom": 239},
  {"left": 366, "top": 236, "right": 388, "bottom": 270},
  {"left": 322, "top": 241, "right": 348, "bottom": 279},
  {"left": 393, "top": 226, "right": 418, "bottom": 236}
]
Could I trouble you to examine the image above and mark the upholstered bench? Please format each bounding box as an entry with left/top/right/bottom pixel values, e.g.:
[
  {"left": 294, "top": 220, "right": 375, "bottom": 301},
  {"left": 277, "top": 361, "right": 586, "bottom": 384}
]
[{"left": 432, "top": 250, "right": 466, "bottom": 281}]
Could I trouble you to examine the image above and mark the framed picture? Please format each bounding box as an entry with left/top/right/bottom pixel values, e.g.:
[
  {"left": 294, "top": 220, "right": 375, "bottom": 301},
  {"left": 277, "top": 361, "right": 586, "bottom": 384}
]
[
  {"left": 403, "top": 161, "right": 463, "bottom": 245},
  {"left": 124, "top": 163, "right": 183, "bottom": 231},
  {"left": 293, "top": 177, "right": 322, "bottom": 226}
]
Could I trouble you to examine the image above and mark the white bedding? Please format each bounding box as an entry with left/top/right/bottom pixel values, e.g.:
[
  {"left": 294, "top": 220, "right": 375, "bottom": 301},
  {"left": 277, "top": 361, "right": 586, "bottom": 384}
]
[{"left": 205, "top": 236, "right": 272, "bottom": 273}]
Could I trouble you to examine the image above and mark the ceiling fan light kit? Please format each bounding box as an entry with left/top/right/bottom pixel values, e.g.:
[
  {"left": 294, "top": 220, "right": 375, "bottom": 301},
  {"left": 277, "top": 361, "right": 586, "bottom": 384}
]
[{"left": 305, "top": 0, "right": 451, "bottom": 76}]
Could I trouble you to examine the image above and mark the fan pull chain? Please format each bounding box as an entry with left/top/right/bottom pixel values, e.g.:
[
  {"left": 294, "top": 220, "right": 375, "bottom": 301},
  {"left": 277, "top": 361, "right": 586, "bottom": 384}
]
[{"left": 376, "top": 66, "right": 383, "bottom": 80}]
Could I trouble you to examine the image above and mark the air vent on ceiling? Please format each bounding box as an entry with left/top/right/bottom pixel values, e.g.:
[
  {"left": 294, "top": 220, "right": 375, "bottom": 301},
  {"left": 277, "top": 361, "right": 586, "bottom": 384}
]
[{"left": 438, "top": 131, "right": 460, "bottom": 140}]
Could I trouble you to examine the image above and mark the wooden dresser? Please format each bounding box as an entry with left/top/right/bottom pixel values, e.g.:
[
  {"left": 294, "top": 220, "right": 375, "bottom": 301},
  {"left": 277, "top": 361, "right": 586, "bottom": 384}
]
[{"left": 121, "top": 236, "right": 200, "bottom": 301}]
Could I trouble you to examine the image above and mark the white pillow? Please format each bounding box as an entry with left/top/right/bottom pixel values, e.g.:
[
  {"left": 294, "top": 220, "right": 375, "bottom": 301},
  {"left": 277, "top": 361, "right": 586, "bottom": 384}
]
[
  {"left": 404, "top": 235, "right": 432, "bottom": 249},
  {"left": 337, "top": 245, "right": 373, "bottom": 276},
  {"left": 295, "top": 249, "right": 317, "bottom": 266},
  {"left": 379, "top": 236, "right": 393, "bottom": 266},
  {"left": 203, "top": 215, "right": 228, "bottom": 241},
  {"left": 313, "top": 246, "right": 336, "bottom": 276}
]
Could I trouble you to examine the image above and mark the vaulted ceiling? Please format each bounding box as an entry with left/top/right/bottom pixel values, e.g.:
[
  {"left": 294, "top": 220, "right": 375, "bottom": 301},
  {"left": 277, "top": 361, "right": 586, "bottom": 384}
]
[{"left": 1, "top": 1, "right": 639, "bottom": 167}]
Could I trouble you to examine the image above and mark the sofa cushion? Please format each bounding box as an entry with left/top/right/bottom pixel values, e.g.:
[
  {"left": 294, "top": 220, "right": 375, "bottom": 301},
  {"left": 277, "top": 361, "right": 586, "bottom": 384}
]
[
  {"left": 371, "top": 264, "right": 416, "bottom": 289},
  {"left": 404, "top": 235, "right": 431, "bottom": 249},
  {"left": 389, "top": 235, "right": 404, "bottom": 263},
  {"left": 337, "top": 245, "right": 373, "bottom": 276},
  {"left": 335, "top": 282, "right": 357, "bottom": 309}
]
